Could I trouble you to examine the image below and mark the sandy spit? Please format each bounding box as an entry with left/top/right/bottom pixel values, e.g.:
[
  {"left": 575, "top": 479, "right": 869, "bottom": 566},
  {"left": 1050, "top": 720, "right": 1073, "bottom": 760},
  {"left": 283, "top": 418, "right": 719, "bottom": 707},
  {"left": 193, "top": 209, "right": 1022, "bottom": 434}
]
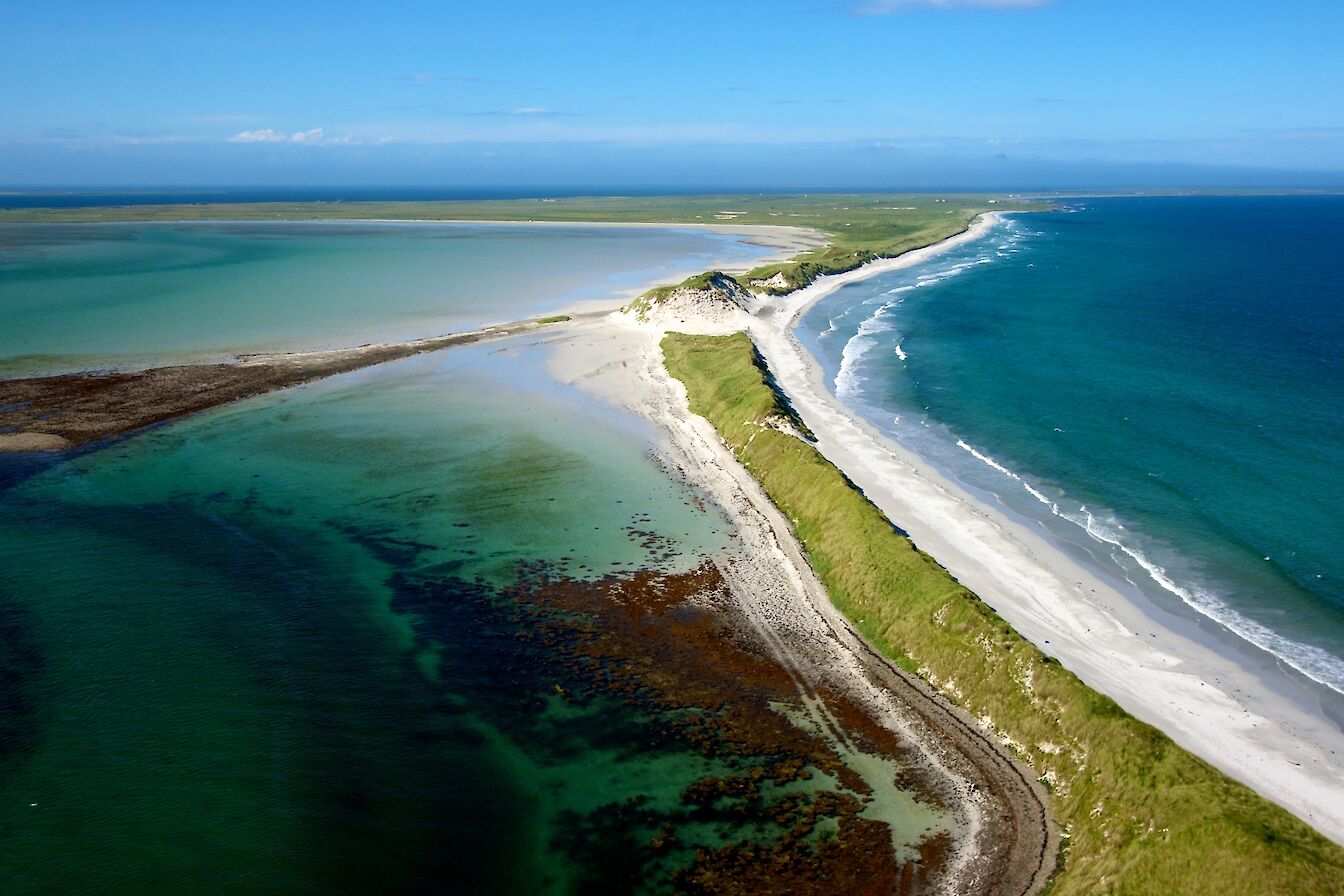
[{"left": 544, "top": 313, "right": 1057, "bottom": 895}]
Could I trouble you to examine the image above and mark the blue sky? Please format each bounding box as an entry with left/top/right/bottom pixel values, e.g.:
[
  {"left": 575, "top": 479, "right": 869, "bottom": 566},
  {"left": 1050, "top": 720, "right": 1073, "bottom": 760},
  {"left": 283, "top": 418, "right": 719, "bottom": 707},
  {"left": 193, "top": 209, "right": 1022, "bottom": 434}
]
[{"left": 3, "top": 0, "right": 1342, "bottom": 187}]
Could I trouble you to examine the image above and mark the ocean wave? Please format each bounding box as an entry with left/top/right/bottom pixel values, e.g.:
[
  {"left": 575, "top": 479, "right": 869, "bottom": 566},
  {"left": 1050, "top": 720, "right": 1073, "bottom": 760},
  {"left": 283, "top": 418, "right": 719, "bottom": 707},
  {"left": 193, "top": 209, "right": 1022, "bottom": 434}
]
[
  {"left": 835, "top": 301, "right": 899, "bottom": 399},
  {"left": 952, "top": 439, "right": 1344, "bottom": 694},
  {"left": 955, "top": 438, "right": 1024, "bottom": 480},
  {"left": 1022, "top": 481, "right": 1060, "bottom": 514},
  {"left": 826, "top": 213, "right": 1344, "bottom": 693},
  {"left": 911, "top": 255, "right": 997, "bottom": 286},
  {"left": 1070, "top": 508, "right": 1344, "bottom": 695}
]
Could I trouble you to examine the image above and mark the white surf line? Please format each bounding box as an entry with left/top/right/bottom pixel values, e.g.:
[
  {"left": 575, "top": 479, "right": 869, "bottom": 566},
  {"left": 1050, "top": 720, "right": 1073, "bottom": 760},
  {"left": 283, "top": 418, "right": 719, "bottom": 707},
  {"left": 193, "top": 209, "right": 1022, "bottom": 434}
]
[{"left": 746, "top": 215, "right": 1344, "bottom": 844}]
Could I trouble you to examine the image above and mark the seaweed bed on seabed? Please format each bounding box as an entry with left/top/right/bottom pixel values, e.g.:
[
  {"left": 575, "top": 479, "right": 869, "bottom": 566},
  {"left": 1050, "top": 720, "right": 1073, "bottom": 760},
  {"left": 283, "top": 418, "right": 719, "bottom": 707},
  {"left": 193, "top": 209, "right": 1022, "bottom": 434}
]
[{"left": 383, "top": 520, "right": 953, "bottom": 896}]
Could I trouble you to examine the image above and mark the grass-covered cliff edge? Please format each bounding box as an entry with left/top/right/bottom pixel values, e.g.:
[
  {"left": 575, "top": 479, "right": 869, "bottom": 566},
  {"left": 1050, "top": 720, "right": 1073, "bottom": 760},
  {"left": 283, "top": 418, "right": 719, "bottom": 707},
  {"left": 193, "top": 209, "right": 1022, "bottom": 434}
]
[{"left": 662, "top": 331, "right": 1344, "bottom": 896}]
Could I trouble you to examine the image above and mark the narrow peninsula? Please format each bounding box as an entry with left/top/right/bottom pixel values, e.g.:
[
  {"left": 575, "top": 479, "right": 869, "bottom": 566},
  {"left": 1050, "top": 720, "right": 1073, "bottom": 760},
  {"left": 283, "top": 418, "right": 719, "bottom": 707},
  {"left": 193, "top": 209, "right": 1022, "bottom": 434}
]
[{"left": 3, "top": 196, "right": 1343, "bottom": 895}]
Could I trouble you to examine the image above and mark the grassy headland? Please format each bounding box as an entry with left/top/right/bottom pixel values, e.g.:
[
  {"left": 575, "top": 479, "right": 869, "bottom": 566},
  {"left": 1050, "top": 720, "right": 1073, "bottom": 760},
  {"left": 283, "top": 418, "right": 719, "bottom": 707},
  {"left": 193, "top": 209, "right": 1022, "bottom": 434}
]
[{"left": 661, "top": 331, "right": 1344, "bottom": 896}]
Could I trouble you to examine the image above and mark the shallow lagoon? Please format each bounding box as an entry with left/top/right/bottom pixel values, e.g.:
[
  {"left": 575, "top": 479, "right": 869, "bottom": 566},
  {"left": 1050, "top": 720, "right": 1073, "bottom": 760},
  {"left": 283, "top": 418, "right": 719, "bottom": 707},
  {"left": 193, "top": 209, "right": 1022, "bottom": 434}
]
[
  {"left": 0, "top": 334, "right": 949, "bottom": 892},
  {"left": 0, "top": 341, "right": 736, "bottom": 893},
  {"left": 0, "top": 214, "right": 962, "bottom": 892},
  {"left": 0, "top": 221, "right": 771, "bottom": 374}
]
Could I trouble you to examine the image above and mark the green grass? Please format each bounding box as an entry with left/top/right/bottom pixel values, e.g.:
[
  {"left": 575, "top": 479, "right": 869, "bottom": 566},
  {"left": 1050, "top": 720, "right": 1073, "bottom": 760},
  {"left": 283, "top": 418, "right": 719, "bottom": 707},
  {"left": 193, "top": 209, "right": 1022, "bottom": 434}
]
[
  {"left": 646, "top": 270, "right": 738, "bottom": 298},
  {"left": 661, "top": 331, "right": 1344, "bottom": 896},
  {"left": 0, "top": 193, "right": 1035, "bottom": 227},
  {"left": 623, "top": 270, "right": 746, "bottom": 319},
  {"left": 533, "top": 314, "right": 572, "bottom": 325}
]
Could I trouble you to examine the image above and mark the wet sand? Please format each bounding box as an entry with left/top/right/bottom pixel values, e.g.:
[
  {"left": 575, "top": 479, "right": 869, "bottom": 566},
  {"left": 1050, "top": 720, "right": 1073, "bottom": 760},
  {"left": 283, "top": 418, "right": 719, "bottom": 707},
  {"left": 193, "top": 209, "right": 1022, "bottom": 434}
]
[{"left": 0, "top": 315, "right": 584, "bottom": 452}]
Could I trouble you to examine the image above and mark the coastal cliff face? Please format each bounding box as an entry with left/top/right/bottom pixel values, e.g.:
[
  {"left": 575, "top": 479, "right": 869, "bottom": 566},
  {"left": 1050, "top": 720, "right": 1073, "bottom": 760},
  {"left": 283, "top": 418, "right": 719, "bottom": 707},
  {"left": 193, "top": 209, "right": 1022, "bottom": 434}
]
[{"left": 623, "top": 272, "right": 755, "bottom": 329}]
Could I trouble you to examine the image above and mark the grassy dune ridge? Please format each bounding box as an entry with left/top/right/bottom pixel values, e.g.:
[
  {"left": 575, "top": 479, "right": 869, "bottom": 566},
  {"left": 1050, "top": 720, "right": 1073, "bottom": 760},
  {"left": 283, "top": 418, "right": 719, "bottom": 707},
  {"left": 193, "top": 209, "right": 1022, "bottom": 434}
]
[{"left": 661, "top": 331, "right": 1344, "bottom": 896}]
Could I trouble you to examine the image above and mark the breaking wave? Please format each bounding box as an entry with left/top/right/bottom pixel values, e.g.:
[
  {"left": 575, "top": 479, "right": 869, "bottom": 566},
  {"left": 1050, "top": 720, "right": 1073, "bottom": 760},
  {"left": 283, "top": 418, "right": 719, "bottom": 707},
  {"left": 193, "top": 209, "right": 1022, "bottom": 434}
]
[{"left": 953, "top": 438, "right": 1344, "bottom": 694}]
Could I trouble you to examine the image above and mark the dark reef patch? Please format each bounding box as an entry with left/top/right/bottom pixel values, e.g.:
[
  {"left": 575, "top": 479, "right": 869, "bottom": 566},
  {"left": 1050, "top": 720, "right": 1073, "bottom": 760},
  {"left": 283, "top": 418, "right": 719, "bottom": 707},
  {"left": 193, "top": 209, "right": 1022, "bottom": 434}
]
[{"left": 389, "top": 549, "right": 951, "bottom": 895}]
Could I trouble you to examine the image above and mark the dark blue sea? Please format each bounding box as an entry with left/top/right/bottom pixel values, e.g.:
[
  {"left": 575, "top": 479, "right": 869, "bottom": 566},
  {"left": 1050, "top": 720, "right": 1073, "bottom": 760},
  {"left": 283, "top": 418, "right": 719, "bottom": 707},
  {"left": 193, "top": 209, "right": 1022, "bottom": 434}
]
[{"left": 800, "top": 195, "right": 1344, "bottom": 704}]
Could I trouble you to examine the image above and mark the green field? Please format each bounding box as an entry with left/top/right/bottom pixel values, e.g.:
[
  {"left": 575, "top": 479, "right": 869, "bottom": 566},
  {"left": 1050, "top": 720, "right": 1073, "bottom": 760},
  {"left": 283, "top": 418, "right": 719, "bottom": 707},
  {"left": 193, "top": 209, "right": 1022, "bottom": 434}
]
[
  {"left": 0, "top": 193, "right": 1039, "bottom": 296},
  {"left": 661, "top": 331, "right": 1344, "bottom": 896}
]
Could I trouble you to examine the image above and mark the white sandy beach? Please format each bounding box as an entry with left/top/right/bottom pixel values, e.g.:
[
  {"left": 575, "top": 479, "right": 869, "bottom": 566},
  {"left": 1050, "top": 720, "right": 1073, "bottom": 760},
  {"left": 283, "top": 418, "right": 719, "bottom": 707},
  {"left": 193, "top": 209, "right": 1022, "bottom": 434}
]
[
  {"left": 542, "top": 210, "right": 1344, "bottom": 847},
  {"left": 730, "top": 213, "right": 1344, "bottom": 844}
]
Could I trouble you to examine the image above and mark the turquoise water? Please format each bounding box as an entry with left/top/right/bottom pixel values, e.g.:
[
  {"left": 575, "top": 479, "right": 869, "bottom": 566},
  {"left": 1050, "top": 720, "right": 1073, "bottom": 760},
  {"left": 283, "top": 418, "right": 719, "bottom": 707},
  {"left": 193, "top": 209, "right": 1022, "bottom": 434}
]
[
  {"left": 0, "top": 221, "right": 949, "bottom": 891},
  {"left": 0, "top": 341, "right": 736, "bottom": 894},
  {"left": 800, "top": 196, "right": 1344, "bottom": 712},
  {"left": 0, "top": 221, "right": 771, "bottom": 374}
]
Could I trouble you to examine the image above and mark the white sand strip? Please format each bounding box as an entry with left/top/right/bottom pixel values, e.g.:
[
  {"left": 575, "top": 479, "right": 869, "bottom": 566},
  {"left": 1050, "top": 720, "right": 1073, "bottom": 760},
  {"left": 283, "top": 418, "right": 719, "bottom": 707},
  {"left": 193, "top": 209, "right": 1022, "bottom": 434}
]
[{"left": 744, "top": 214, "right": 1344, "bottom": 843}]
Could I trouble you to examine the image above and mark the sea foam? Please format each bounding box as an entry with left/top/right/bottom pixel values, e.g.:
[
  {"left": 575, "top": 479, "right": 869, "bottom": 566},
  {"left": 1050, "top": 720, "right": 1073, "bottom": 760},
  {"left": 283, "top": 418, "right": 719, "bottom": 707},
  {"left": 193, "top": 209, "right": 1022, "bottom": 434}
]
[
  {"left": 954, "top": 439, "right": 1344, "bottom": 694},
  {"left": 835, "top": 302, "right": 896, "bottom": 399}
]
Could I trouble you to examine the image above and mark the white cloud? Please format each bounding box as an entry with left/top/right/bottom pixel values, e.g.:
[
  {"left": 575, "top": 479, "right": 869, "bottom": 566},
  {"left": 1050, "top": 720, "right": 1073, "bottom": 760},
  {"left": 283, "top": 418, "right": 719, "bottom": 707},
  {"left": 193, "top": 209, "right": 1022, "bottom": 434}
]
[
  {"left": 856, "top": 0, "right": 1052, "bottom": 12},
  {"left": 229, "top": 128, "right": 288, "bottom": 143},
  {"left": 510, "top": 107, "right": 554, "bottom": 116},
  {"left": 228, "top": 127, "right": 353, "bottom": 145}
]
